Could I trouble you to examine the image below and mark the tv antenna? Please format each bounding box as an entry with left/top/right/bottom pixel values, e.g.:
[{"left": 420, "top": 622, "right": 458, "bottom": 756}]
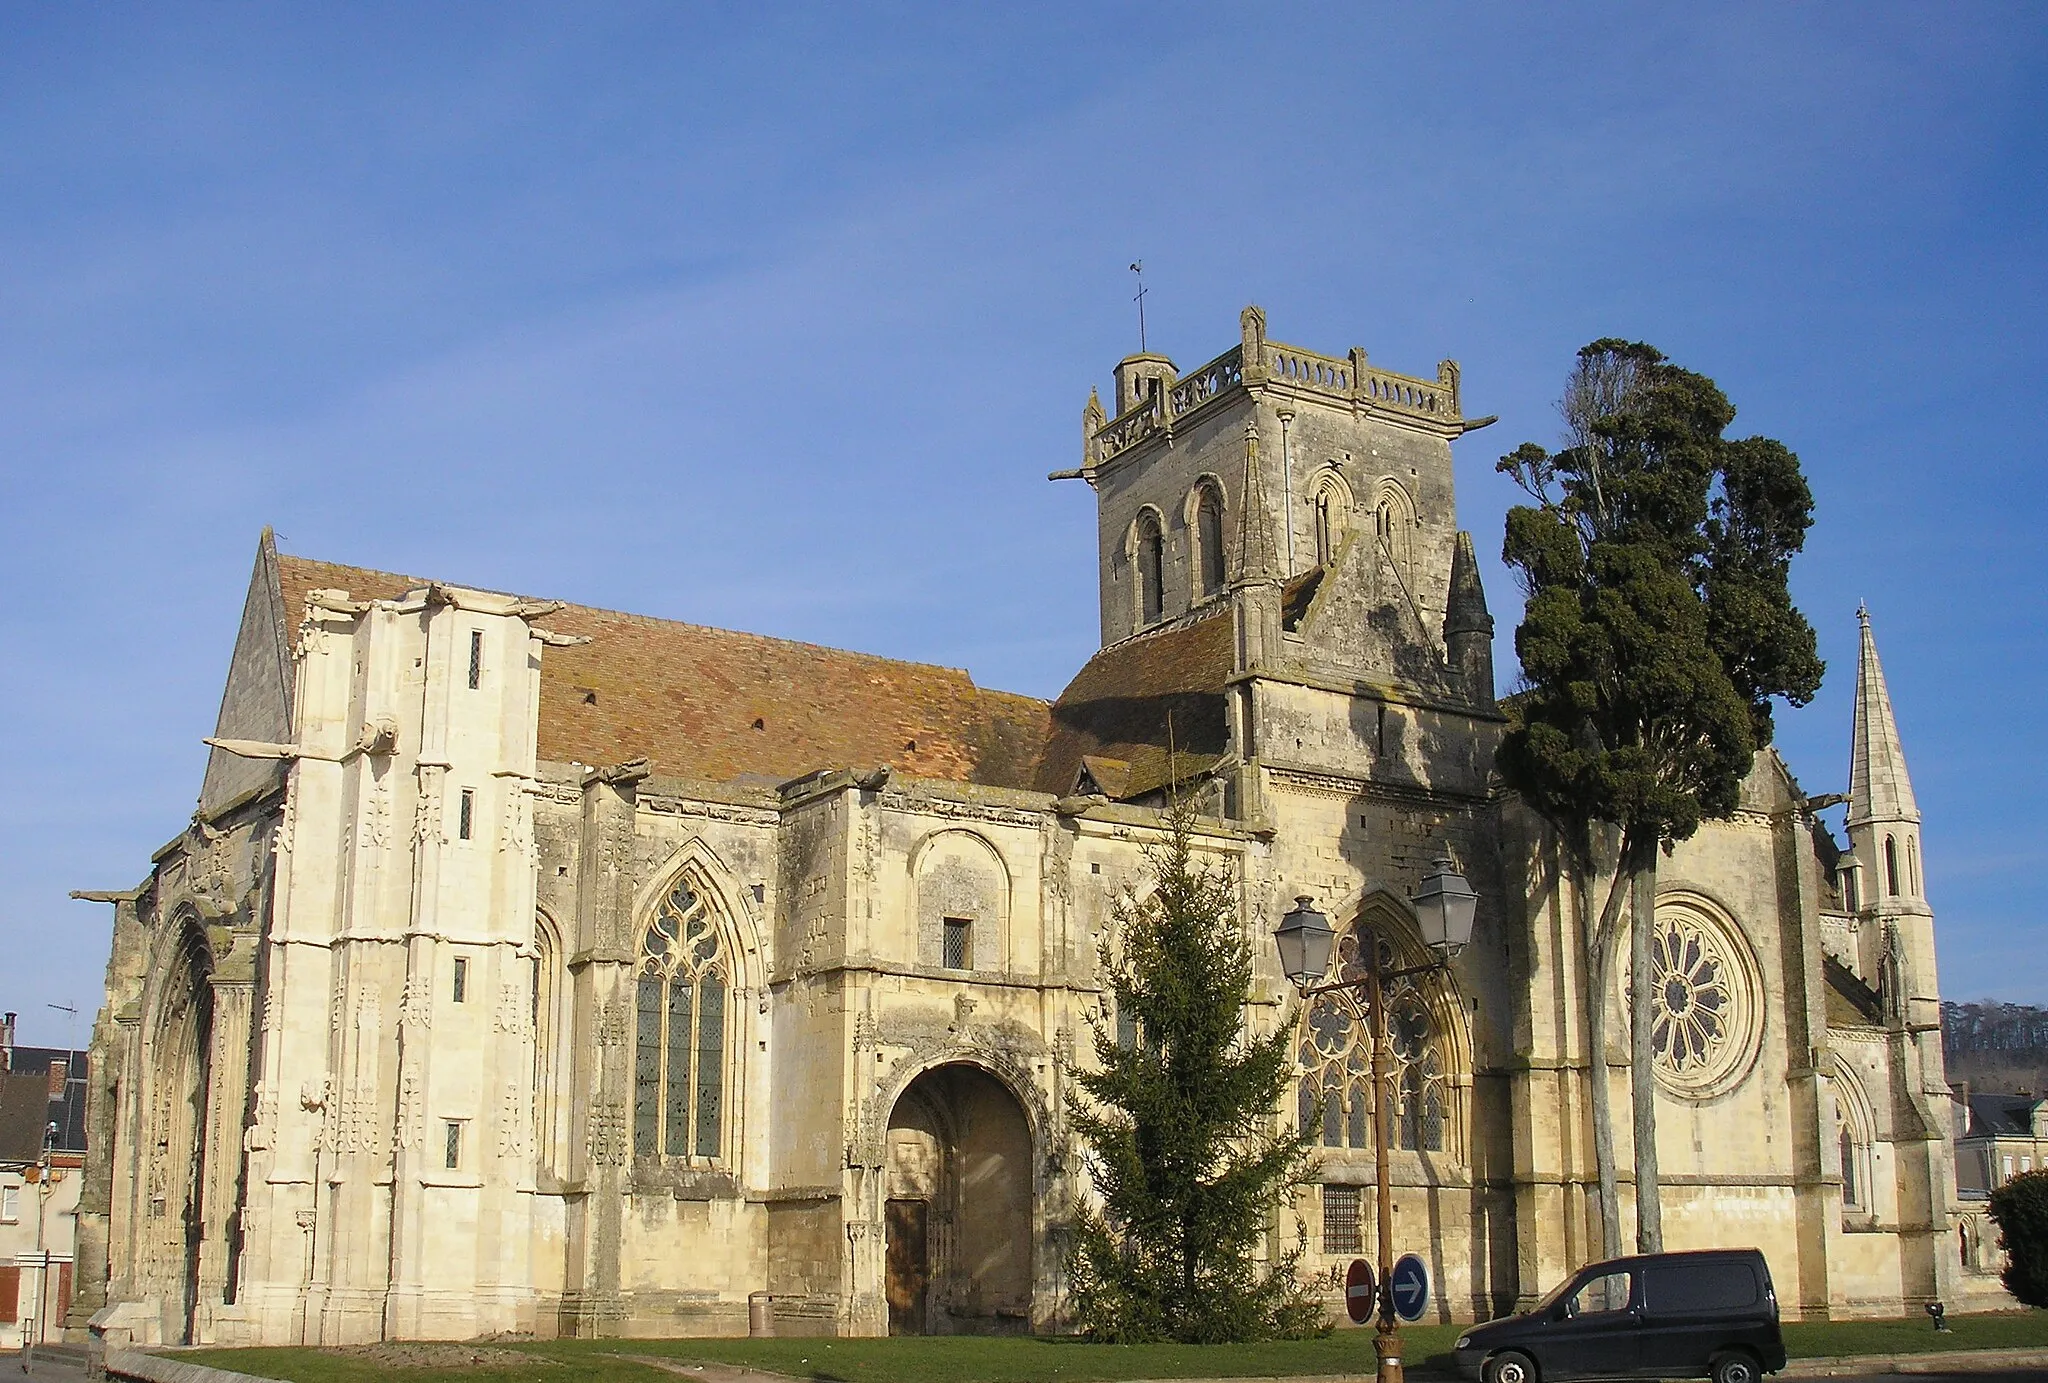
[{"left": 1129, "top": 261, "right": 1148, "bottom": 353}]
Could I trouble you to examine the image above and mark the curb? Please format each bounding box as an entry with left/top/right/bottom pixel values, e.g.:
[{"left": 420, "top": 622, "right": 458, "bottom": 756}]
[{"left": 1782, "top": 1347, "right": 2048, "bottom": 1376}]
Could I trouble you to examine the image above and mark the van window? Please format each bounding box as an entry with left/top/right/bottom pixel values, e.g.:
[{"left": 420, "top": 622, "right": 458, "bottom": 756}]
[
  {"left": 1570, "top": 1271, "right": 1632, "bottom": 1316},
  {"left": 1645, "top": 1262, "right": 1758, "bottom": 1313}
]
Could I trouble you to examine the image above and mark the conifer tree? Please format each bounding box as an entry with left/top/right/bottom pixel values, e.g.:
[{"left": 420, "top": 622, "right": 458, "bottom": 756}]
[
  {"left": 1066, "top": 798, "right": 1324, "bottom": 1342},
  {"left": 1496, "top": 340, "right": 1823, "bottom": 1255}
]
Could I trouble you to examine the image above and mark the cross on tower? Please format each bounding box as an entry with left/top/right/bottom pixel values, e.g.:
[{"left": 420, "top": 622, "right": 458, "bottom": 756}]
[{"left": 1129, "top": 261, "right": 1148, "bottom": 353}]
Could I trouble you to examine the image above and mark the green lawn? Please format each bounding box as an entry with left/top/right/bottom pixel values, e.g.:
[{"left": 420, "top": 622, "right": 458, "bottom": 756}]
[{"left": 173, "top": 1312, "right": 2047, "bottom": 1383}]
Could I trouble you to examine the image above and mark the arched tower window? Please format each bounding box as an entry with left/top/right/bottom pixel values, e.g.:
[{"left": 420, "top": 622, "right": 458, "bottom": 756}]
[
  {"left": 1136, "top": 512, "right": 1165, "bottom": 626},
  {"left": 1885, "top": 836, "right": 1900, "bottom": 897},
  {"left": 1370, "top": 479, "right": 1417, "bottom": 590},
  {"left": 634, "top": 879, "right": 732, "bottom": 1160},
  {"left": 1907, "top": 837, "right": 1920, "bottom": 896},
  {"left": 1195, "top": 485, "right": 1227, "bottom": 597}
]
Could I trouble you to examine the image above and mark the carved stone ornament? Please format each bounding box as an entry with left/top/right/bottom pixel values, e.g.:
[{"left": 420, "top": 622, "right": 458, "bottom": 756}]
[
  {"left": 587, "top": 1103, "right": 629, "bottom": 1167},
  {"left": 399, "top": 976, "right": 434, "bottom": 1031}
]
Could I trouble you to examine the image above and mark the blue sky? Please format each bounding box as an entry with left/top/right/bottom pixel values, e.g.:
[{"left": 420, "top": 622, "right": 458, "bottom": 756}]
[{"left": 3, "top": 3, "right": 2044, "bottom": 1039}]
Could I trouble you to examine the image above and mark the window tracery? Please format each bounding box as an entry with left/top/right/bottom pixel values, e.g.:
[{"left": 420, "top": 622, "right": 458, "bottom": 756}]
[
  {"left": 1295, "top": 925, "right": 1450, "bottom": 1155},
  {"left": 633, "top": 878, "right": 730, "bottom": 1160}
]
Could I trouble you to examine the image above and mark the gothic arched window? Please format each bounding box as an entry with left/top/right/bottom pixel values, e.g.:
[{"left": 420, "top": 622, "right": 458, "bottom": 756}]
[
  {"left": 1296, "top": 958, "right": 1451, "bottom": 1156},
  {"left": 1885, "top": 836, "right": 1900, "bottom": 896},
  {"left": 1137, "top": 513, "right": 1165, "bottom": 626},
  {"left": 634, "top": 879, "right": 731, "bottom": 1160},
  {"left": 1196, "top": 485, "right": 1227, "bottom": 597}
]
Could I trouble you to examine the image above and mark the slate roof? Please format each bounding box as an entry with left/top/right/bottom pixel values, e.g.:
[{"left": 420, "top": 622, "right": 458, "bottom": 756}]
[
  {"left": 1033, "top": 605, "right": 1235, "bottom": 800},
  {"left": 0, "top": 1049, "right": 88, "bottom": 1155},
  {"left": 1966, "top": 1092, "right": 2043, "bottom": 1139},
  {"left": 276, "top": 556, "right": 1053, "bottom": 791}
]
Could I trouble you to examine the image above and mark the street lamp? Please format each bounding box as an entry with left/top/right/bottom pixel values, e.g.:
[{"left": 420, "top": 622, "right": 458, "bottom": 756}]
[{"left": 1277, "top": 853, "right": 1478, "bottom": 1383}]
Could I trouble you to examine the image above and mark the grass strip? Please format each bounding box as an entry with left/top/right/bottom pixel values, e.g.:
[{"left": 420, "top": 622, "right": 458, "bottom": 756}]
[{"left": 176, "top": 1311, "right": 2048, "bottom": 1383}]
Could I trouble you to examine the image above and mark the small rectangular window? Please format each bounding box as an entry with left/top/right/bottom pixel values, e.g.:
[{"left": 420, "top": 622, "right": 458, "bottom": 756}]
[
  {"left": 942, "top": 917, "right": 973, "bottom": 970},
  {"left": 444, "top": 1120, "right": 463, "bottom": 1170},
  {"left": 0, "top": 1185, "right": 17, "bottom": 1222},
  {"left": 458, "top": 789, "right": 474, "bottom": 840},
  {"left": 468, "top": 630, "right": 483, "bottom": 689},
  {"left": 452, "top": 956, "right": 468, "bottom": 1004},
  {"left": 1322, "top": 1184, "right": 1361, "bottom": 1254}
]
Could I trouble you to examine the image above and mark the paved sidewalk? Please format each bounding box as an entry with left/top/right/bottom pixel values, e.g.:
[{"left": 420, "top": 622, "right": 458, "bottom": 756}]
[{"left": 1781, "top": 1349, "right": 2048, "bottom": 1377}]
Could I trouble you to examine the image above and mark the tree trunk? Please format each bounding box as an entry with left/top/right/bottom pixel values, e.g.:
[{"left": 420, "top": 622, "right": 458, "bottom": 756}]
[
  {"left": 1578, "top": 852, "right": 1625, "bottom": 1261},
  {"left": 1628, "top": 829, "right": 1663, "bottom": 1253}
]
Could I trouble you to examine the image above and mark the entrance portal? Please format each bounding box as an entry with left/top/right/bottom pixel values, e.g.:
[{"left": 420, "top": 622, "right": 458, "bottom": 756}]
[{"left": 882, "top": 1063, "right": 1032, "bottom": 1334}]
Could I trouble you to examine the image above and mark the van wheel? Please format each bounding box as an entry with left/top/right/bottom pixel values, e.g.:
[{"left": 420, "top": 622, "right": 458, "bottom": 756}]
[
  {"left": 1711, "top": 1350, "right": 1761, "bottom": 1383},
  {"left": 1485, "top": 1350, "right": 1538, "bottom": 1383}
]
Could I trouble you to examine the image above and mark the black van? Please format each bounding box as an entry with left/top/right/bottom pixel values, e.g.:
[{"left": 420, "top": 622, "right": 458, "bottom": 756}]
[{"left": 1454, "top": 1249, "right": 1785, "bottom": 1383}]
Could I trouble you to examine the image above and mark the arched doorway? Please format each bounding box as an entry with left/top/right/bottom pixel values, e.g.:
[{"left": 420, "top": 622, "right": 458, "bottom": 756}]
[{"left": 883, "top": 1063, "right": 1032, "bottom": 1335}]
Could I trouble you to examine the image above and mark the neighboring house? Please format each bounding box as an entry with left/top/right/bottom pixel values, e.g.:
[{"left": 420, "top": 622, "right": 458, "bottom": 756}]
[
  {"left": 0, "top": 1014, "right": 88, "bottom": 1348},
  {"left": 1958, "top": 1092, "right": 2047, "bottom": 1192},
  {"left": 74, "top": 308, "right": 1975, "bottom": 1346}
]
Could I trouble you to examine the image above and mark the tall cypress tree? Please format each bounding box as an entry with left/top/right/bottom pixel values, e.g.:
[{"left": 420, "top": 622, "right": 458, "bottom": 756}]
[
  {"left": 1066, "top": 799, "right": 1324, "bottom": 1342},
  {"left": 1497, "top": 340, "right": 1823, "bottom": 1254}
]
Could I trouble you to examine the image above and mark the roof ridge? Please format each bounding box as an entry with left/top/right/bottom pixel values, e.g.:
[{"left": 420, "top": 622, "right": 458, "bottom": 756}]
[{"left": 276, "top": 550, "right": 1046, "bottom": 704}]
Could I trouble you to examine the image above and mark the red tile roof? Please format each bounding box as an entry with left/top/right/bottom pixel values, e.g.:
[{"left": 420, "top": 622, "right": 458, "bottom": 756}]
[
  {"left": 276, "top": 556, "right": 1052, "bottom": 791},
  {"left": 1033, "top": 606, "right": 1235, "bottom": 799}
]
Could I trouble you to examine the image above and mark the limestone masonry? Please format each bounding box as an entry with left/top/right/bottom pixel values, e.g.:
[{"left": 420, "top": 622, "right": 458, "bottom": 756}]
[{"left": 72, "top": 308, "right": 2006, "bottom": 1346}]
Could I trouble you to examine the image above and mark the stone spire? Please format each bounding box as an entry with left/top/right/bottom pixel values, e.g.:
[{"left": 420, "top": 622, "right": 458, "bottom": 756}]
[
  {"left": 1445, "top": 531, "right": 1495, "bottom": 704},
  {"left": 1847, "top": 604, "right": 1920, "bottom": 830}
]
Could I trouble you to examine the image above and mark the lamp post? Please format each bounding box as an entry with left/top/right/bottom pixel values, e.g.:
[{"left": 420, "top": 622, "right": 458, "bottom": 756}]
[{"left": 1277, "top": 855, "right": 1478, "bottom": 1383}]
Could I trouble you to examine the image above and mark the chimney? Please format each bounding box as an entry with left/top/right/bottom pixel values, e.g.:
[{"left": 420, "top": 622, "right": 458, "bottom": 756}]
[
  {"left": 48, "top": 1059, "right": 68, "bottom": 1100},
  {"left": 1, "top": 1012, "right": 13, "bottom": 1070}
]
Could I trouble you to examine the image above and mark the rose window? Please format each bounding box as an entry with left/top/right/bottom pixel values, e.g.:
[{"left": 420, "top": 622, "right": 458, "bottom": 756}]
[
  {"left": 1649, "top": 922, "right": 1730, "bottom": 1073},
  {"left": 1626, "top": 900, "right": 1762, "bottom": 1100}
]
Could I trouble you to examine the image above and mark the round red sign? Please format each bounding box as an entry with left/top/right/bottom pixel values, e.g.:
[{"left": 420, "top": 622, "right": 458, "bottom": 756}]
[{"left": 1344, "top": 1257, "right": 1377, "bottom": 1324}]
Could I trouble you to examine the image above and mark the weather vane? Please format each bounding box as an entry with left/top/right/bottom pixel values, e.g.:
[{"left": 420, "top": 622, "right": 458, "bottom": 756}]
[{"left": 1129, "top": 261, "right": 1148, "bottom": 353}]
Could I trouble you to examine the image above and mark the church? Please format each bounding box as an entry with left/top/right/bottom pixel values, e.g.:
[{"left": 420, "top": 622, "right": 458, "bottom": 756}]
[{"left": 70, "top": 308, "right": 2000, "bottom": 1347}]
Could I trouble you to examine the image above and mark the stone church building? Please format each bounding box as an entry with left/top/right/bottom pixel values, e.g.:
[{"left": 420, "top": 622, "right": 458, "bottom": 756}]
[{"left": 72, "top": 309, "right": 1993, "bottom": 1346}]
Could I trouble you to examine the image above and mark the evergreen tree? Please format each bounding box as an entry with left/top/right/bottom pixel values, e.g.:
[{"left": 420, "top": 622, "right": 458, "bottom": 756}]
[
  {"left": 1496, "top": 340, "right": 1824, "bottom": 1254},
  {"left": 1066, "top": 798, "right": 1324, "bottom": 1342},
  {"left": 1989, "top": 1168, "right": 2048, "bottom": 1308}
]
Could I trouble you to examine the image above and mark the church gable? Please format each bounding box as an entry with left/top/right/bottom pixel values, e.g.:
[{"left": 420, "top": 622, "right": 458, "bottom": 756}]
[{"left": 198, "top": 530, "right": 300, "bottom": 816}]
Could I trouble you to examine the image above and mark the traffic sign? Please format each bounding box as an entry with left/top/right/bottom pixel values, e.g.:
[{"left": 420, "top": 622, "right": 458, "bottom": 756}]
[
  {"left": 1344, "top": 1258, "right": 1377, "bottom": 1324},
  {"left": 1390, "top": 1252, "right": 1430, "bottom": 1323}
]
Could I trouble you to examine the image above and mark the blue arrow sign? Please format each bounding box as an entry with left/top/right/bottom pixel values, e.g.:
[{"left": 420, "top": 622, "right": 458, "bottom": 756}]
[{"left": 1390, "top": 1252, "right": 1430, "bottom": 1323}]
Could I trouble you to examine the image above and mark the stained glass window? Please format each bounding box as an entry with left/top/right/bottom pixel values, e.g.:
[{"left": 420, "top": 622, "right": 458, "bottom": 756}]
[{"left": 632, "top": 879, "right": 731, "bottom": 1160}]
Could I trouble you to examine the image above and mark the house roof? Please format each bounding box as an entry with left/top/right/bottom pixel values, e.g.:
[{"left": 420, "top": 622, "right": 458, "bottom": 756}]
[
  {"left": 1033, "top": 605, "right": 1235, "bottom": 800},
  {"left": 1966, "top": 1092, "right": 2043, "bottom": 1139},
  {"left": 0, "top": 1049, "right": 88, "bottom": 1154},
  {"left": 276, "top": 555, "right": 1053, "bottom": 791}
]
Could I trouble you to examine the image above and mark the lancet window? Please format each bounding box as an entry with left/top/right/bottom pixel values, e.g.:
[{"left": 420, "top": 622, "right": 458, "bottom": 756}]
[
  {"left": 634, "top": 879, "right": 731, "bottom": 1160},
  {"left": 1136, "top": 512, "right": 1165, "bottom": 626},
  {"left": 1195, "top": 484, "right": 1227, "bottom": 597}
]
